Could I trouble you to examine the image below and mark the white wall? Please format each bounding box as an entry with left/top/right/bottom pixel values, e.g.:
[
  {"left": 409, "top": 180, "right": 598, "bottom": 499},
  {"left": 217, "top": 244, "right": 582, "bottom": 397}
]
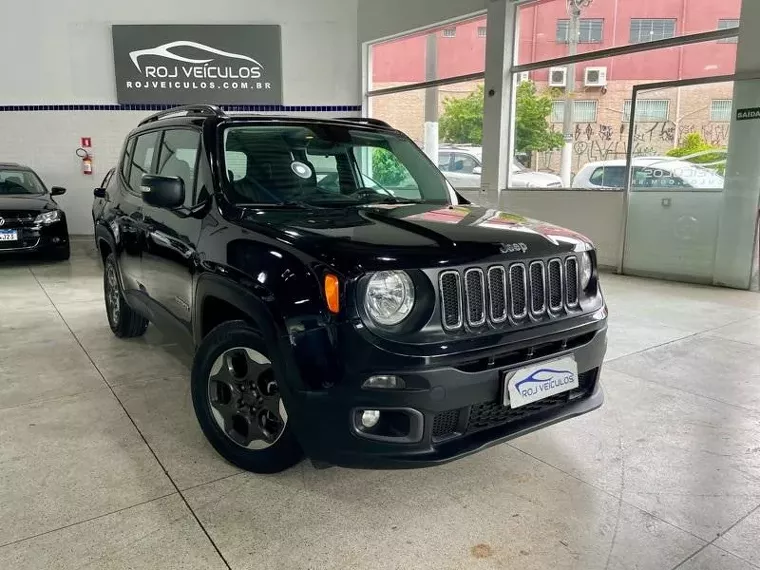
[
  {"left": 357, "top": 0, "right": 487, "bottom": 44},
  {"left": 0, "top": 0, "right": 359, "bottom": 234}
]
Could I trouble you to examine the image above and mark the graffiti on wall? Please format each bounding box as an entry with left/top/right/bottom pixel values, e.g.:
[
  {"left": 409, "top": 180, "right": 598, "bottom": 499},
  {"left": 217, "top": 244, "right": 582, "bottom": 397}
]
[{"left": 538, "top": 120, "right": 731, "bottom": 170}]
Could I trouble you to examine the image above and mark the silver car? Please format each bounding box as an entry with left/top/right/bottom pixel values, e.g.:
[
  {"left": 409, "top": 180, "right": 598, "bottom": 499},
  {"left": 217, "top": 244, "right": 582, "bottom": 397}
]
[
  {"left": 572, "top": 158, "right": 725, "bottom": 189},
  {"left": 438, "top": 146, "right": 563, "bottom": 189}
]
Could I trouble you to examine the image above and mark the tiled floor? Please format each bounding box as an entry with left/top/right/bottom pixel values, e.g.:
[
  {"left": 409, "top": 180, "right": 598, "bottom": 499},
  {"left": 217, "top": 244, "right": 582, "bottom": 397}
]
[{"left": 1, "top": 239, "right": 759, "bottom": 570}]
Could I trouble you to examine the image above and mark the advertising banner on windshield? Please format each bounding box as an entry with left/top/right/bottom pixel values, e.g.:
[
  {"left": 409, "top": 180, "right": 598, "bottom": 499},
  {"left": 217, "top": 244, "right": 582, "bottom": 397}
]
[{"left": 112, "top": 25, "right": 283, "bottom": 105}]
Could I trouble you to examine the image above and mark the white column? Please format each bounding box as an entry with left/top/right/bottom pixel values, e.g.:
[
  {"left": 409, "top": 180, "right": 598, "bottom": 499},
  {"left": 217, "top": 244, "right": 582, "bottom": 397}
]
[
  {"left": 713, "top": 0, "right": 760, "bottom": 289},
  {"left": 481, "top": 0, "right": 517, "bottom": 196}
]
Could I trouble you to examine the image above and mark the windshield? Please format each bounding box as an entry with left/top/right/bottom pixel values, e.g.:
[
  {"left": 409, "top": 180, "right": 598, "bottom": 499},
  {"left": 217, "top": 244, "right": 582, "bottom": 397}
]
[
  {"left": 0, "top": 169, "right": 46, "bottom": 195},
  {"left": 222, "top": 124, "right": 454, "bottom": 207}
]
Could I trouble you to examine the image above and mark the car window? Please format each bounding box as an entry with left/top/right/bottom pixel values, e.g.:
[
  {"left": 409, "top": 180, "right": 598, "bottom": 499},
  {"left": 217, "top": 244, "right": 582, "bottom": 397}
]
[
  {"left": 0, "top": 169, "right": 46, "bottom": 195},
  {"left": 438, "top": 153, "right": 452, "bottom": 172},
  {"left": 589, "top": 166, "right": 625, "bottom": 187},
  {"left": 128, "top": 132, "right": 159, "bottom": 192},
  {"left": 121, "top": 138, "right": 135, "bottom": 182},
  {"left": 222, "top": 125, "right": 450, "bottom": 206},
  {"left": 354, "top": 146, "right": 421, "bottom": 201},
  {"left": 307, "top": 153, "right": 340, "bottom": 192},
  {"left": 156, "top": 129, "right": 200, "bottom": 206},
  {"left": 453, "top": 153, "right": 479, "bottom": 174}
]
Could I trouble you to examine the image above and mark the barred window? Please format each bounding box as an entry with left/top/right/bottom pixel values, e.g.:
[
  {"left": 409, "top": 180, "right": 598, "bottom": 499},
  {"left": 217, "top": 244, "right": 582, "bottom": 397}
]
[
  {"left": 623, "top": 100, "right": 670, "bottom": 122},
  {"left": 630, "top": 19, "right": 676, "bottom": 44},
  {"left": 557, "top": 19, "right": 604, "bottom": 43},
  {"left": 442, "top": 27, "right": 456, "bottom": 38},
  {"left": 477, "top": 26, "right": 487, "bottom": 38},
  {"left": 552, "top": 100, "right": 598, "bottom": 123},
  {"left": 710, "top": 100, "right": 733, "bottom": 122}
]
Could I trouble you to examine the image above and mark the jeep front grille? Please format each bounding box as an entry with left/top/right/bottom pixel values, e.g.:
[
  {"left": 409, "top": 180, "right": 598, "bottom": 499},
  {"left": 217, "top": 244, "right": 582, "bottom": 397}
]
[{"left": 439, "top": 256, "right": 582, "bottom": 331}]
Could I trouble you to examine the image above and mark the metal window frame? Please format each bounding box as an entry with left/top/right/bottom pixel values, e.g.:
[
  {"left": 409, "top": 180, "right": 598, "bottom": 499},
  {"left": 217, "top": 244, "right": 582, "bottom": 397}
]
[
  {"left": 630, "top": 18, "right": 677, "bottom": 44},
  {"left": 623, "top": 99, "right": 670, "bottom": 122},
  {"left": 552, "top": 100, "right": 598, "bottom": 124},
  {"left": 710, "top": 99, "right": 733, "bottom": 122},
  {"left": 557, "top": 18, "right": 603, "bottom": 44}
]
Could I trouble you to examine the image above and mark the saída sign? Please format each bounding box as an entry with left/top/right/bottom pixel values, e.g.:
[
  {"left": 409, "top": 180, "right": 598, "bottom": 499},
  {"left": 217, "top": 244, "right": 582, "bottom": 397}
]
[{"left": 112, "top": 25, "right": 283, "bottom": 105}]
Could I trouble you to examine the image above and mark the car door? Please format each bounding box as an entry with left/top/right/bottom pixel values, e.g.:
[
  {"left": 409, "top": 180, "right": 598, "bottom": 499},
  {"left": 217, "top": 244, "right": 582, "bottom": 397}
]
[
  {"left": 140, "top": 128, "right": 203, "bottom": 338},
  {"left": 114, "top": 132, "right": 160, "bottom": 295}
]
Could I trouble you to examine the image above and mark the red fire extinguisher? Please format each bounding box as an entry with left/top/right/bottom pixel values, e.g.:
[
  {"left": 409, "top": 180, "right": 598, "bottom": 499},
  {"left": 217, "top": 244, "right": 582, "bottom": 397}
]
[{"left": 76, "top": 148, "right": 93, "bottom": 176}]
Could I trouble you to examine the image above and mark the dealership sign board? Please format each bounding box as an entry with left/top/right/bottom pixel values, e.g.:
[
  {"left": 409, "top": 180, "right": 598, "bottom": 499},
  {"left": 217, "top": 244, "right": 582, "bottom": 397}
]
[{"left": 112, "top": 25, "right": 282, "bottom": 105}]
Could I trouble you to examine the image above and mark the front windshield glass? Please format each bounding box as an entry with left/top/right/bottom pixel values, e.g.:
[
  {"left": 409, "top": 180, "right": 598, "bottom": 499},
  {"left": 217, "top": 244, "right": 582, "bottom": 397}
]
[
  {"left": 222, "top": 124, "right": 453, "bottom": 206},
  {"left": 0, "top": 169, "right": 46, "bottom": 195}
]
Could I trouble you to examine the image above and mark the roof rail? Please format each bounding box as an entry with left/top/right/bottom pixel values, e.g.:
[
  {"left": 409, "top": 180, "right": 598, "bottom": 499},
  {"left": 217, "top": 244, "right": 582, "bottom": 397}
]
[
  {"left": 335, "top": 117, "right": 392, "bottom": 128},
  {"left": 138, "top": 104, "right": 226, "bottom": 126}
]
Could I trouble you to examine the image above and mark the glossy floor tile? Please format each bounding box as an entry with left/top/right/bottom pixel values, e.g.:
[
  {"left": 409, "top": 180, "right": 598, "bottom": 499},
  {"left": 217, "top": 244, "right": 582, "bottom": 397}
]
[{"left": 0, "top": 242, "right": 759, "bottom": 569}]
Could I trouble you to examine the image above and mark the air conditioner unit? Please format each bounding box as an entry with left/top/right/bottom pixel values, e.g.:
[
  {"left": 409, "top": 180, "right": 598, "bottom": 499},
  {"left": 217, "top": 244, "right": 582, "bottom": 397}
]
[
  {"left": 549, "top": 67, "right": 567, "bottom": 88},
  {"left": 516, "top": 71, "right": 530, "bottom": 84},
  {"left": 585, "top": 66, "right": 608, "bottom": 87}
]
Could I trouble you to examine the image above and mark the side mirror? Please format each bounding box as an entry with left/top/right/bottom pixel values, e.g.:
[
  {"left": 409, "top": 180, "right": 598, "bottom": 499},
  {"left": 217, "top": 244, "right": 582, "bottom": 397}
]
[
  {"left": 93, "top": 188, "right": 106, "bottom": 198},
  {"left": 140, "top": 174, "right": 184, "bottom": 210},
  {"left": 472, "top": 166, "right": 482, "bottom": 175},
  {"left": 51, "top": 186, "right": 67, "bottom": 196}
]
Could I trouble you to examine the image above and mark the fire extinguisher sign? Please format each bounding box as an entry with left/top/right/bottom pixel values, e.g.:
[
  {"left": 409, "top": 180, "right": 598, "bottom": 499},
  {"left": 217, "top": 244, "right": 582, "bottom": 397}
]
[{"left": 81, "top": 137, "right": 92, "bottom": 148}]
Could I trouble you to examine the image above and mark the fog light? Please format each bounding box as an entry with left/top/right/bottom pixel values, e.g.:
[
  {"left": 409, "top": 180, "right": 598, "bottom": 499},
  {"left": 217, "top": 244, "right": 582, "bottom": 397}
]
[
  {"left": 360, "top": 410, "right": 381, "bottom": 429},
  {"left": 363, "top": 375, "right": 404, "bottom": 390}
]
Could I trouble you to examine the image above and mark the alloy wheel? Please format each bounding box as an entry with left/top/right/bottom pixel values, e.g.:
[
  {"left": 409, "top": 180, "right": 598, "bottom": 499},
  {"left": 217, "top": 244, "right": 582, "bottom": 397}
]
[
  {"left": 207, "top": 347, "right": 287, "bottom": 449},
  {"left": 105, "top": 263, "right": 121, "bottom": 325}
]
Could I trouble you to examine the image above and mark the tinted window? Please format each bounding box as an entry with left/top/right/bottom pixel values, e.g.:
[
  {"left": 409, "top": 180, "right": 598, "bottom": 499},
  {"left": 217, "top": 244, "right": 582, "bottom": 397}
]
[
  {"left": 128, "top": 132, "right": 159, "bottom": 191},
  {"left": 223, "top": 125, "right": 451, "bottom": 207},
  {"left": 156, "top": 129, "right": 200, "bottom": 206},
  {"left": 0, "top": 169, "right": 45, "bottom": 195},
  {"left": 121, "top": 138, "right": 135, "bottom": 182},
  {"left": 589, "top": 166, "right": 625, "bottom": 187}
]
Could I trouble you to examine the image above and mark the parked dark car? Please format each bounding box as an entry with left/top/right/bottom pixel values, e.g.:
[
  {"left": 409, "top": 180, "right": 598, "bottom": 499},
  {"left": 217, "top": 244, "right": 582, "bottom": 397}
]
[
  {"left": 93, "top": 105, "right": 607, "bottom": 473},
  {"left": 0, "top": 162, "right": 70, "bottom": 260}
]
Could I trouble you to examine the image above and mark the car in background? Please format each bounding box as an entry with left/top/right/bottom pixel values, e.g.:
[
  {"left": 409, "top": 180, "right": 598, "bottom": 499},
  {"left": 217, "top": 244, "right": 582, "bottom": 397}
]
[
  {"left": 0, "top": 162, "right": 70, "bottom": 260},
  {"left": 572, "top": 158, "right": 725, "bottom": 190},
  {"left": 438, "top": 146, "right": 563, "bottom": 189}
]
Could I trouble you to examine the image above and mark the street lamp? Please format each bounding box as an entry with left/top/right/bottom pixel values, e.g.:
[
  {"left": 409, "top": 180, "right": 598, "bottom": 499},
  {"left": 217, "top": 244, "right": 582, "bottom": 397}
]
[{"left": 560, "top": 0, "right": 594, "bottom": 187}]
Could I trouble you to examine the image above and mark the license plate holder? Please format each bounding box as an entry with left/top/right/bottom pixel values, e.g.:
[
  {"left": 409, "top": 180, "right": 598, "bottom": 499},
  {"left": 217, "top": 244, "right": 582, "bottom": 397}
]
[{"left": 503, "top": 356, "right": 579, "bottom": 409}]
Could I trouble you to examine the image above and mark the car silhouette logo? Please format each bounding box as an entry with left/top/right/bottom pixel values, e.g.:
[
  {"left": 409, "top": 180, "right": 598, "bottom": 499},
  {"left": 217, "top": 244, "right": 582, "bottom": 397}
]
[
  {"left": 515, "top": 368, "right": 574, "bottom": 391},
  {"left": 129, "top": 41, "right": 264, "bottom": 73}
]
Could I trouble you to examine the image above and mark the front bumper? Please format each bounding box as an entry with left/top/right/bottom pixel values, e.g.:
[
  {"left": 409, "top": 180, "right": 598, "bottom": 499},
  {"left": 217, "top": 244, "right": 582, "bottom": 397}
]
[
  {"left": 284, "top": 309, "right": 607, "bottom": 469},
  {"left": 0, "top": 221, "right": 69, "bottom": 255}
]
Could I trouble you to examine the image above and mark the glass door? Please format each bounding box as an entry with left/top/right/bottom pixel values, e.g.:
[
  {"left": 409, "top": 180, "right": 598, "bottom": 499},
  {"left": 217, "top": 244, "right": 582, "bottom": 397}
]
[{"left": 621, "top": 79, "right": 733, "bottom": 283}]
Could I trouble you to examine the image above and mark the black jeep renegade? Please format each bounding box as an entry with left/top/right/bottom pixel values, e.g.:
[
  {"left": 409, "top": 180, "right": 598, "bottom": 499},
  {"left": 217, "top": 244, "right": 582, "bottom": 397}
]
[{"left": 93, "top": 105, "right": 607, "bottom": 473}]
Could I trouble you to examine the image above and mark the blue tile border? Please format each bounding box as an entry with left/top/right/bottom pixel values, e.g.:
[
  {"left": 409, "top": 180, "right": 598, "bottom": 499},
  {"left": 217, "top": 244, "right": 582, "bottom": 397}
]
[{"left": 0, "top": 104, "right": 362, "bottom": 113}]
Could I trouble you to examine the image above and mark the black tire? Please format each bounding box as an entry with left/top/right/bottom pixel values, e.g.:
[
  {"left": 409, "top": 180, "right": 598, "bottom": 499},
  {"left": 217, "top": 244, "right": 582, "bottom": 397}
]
[
  {"left": 103, "top": 253, "right": 148, "bottom": 338},
  {"left": 191, "top": 320, "right": 303, "bottom": 474},
  {"left": 51, "top": 243, "right": 70, "bottom": 261}
]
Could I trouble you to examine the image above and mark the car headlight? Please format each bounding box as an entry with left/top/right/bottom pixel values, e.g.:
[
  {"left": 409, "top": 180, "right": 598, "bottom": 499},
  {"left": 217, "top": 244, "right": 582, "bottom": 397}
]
[
  {"left": 580, "top": 252, "right": 593, "bottom": 290},
  {"left": 34, "top": 210, "right": 62, "bottom": 225},
  {"left": 364, "top": 271, "right": 415, "bottom": 326}
]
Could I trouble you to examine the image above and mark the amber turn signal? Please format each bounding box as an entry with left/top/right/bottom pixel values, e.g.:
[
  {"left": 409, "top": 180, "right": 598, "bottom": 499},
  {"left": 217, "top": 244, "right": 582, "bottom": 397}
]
[{"left": 324, "top": 274, "right": 340, "bottom": 313}]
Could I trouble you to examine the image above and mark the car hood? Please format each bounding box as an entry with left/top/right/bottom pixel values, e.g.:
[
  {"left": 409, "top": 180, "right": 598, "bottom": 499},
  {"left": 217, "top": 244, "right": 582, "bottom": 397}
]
[
  {"left": 237, "top": 202, "right": 591, "bottom": 274},
  {"left": 0, "top": 194, "right": 55, "bottom": 212}
]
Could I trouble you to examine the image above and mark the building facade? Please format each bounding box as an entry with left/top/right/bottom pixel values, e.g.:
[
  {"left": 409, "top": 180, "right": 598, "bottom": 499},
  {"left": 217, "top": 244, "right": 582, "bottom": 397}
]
[{"left": 370, "top": 0, "right": 741, "bottom": 174}]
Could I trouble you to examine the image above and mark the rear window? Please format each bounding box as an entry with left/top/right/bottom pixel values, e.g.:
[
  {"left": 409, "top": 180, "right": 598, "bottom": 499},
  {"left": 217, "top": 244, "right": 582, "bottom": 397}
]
[{"left": 589, "top": 166, "right": 625, "bottom": 187}]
